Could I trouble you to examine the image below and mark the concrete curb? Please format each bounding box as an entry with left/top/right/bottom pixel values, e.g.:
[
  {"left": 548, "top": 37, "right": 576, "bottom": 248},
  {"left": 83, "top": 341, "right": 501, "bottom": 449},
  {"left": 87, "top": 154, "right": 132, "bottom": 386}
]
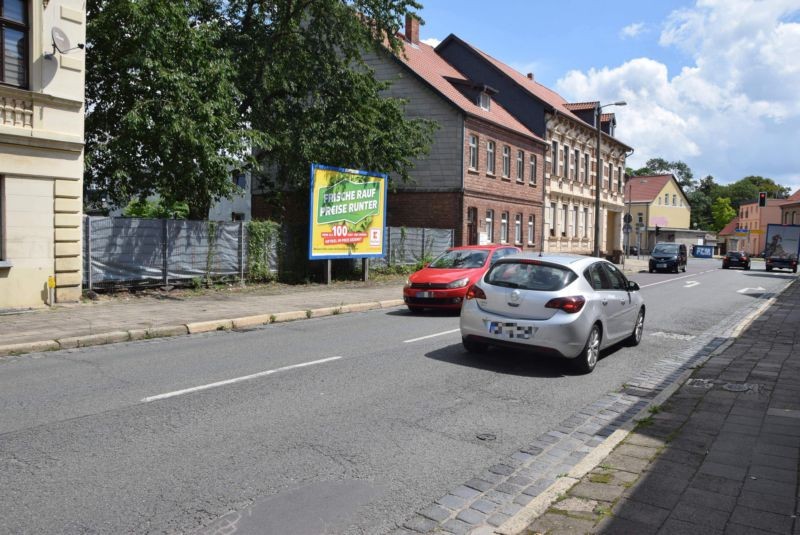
[
  {"left": 495, "top": 277, "right": 796, "bottom": 535},
  {"left": 0, "top": 299, "right": 403, "bottom": 359}
]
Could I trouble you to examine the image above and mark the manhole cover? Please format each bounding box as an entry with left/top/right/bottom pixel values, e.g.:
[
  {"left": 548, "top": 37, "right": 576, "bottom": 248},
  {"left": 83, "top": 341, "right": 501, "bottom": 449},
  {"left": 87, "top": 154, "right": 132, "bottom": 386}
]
[{"left": 723, "top": 383, "right": 755, "bottom": 392}]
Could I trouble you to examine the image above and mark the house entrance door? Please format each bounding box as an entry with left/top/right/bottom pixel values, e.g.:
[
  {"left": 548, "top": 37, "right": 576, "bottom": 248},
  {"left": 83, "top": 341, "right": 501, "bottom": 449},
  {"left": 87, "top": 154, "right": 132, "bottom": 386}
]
[{"left": 467, "top": 207, "right": 478, "bottom": 245}]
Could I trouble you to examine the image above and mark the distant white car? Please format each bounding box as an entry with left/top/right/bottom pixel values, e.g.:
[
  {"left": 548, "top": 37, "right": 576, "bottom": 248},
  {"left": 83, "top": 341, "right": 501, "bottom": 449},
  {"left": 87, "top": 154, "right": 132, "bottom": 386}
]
[{"left": 459, "top": 254, "right": 645, "bottom": 374}]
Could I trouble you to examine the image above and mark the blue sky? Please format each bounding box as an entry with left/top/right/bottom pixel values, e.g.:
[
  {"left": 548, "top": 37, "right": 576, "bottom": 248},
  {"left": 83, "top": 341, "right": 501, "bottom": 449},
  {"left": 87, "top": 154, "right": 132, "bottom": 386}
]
[{"left": 415, "top": 0, "right": 800, "bottom": 194}]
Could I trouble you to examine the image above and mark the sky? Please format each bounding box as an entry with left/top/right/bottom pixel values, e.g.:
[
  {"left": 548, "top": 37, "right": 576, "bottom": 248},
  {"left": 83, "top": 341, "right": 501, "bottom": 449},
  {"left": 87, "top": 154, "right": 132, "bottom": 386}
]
[{"left": 416, "top": 0, "right": 800, "bottom": 195}]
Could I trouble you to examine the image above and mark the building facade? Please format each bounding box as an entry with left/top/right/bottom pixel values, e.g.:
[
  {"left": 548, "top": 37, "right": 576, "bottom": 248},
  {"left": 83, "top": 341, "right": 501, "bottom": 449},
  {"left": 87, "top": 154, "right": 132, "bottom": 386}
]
[
  {"left": 1, "top": 0, "right": 85, "bottom": 309},
  {"left": 738, "top": 198, "right": 784, "bottom": 255},
  {"left": 625, "top": 174, "right": 692, "bottom": 252},
  {"left": 361, "top": 17, "right": 547, "bottom": 250},
  {"left": 435, "top": 37, "right": 632, "bottom": 256},
  {"left": 779, "top": 189, "right": 800, "bottom": 226}
]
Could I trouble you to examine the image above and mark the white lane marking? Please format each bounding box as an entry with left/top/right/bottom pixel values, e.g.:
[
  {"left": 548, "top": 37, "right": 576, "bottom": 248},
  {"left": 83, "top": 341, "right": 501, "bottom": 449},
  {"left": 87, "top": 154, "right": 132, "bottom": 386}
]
[
  {"left": 650, "top": 331, "right": 696, "bottom": 341},
  {"left": 737, "top": 286, "right": 766, "bottom": 294},
  {"left": 684, "top": 281, "right": 700, "bottom": 288},
  {"left": 639, "top": 272, "right": 697, "bottom": 288},
  {"left": 403, "top": 329, "right": 461, "bottom": 344},
  {"left": 141, "top": 356, "right": 342, "bottom": 402}
]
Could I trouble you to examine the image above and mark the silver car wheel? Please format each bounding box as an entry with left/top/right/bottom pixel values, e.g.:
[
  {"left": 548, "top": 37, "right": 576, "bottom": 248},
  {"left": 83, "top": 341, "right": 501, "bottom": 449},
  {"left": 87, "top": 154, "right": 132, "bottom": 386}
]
[{"left": 586, "top": 327, "right": 600, "bottom": 368}]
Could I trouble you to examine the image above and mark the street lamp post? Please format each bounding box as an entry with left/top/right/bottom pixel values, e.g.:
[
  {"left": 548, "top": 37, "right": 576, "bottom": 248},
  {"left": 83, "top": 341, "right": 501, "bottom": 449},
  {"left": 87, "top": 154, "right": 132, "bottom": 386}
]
[{"left": 593, "top": 101, "right": 626, "bottom": 257}]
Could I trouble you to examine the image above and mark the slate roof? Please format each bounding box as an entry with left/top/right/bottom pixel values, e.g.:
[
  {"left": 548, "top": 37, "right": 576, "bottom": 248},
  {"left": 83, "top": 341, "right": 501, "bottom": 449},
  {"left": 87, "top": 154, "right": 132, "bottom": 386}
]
[
  {"left": 393, "top": 36, "right": 544, "bottom": 143},
  {"left": 626, "top": 174, "right": 674, "bottom": 203}
]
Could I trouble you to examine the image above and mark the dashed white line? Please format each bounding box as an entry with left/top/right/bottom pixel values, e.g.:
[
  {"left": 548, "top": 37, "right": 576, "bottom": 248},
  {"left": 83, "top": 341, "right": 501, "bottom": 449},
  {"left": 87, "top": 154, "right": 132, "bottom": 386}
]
[
  {"left": 403, "top": 329, "right": 461, "bottom": 344},
  {"left": 141, "top": 356, "right": 342, "bottom": 402}
]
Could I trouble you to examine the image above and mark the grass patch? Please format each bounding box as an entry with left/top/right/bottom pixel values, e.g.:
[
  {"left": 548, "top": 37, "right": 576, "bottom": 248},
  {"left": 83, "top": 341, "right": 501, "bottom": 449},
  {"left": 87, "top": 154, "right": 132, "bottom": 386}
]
[
  {"left": 648, "top": 404, "right": 662, "bottom": 415},
  {"left": 589, "top": 472, "right": 613, "bottom": 484},
  {"left": 635, "top": 415, "right": 654, "bottom": 429},
  {"left": 305, "top": 309, "right": 312, "bottom": 319}
]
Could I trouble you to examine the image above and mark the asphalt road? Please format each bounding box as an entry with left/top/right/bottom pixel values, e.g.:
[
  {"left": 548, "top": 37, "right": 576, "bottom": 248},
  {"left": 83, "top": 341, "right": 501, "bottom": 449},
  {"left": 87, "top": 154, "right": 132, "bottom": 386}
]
[{"left": 0, "top": 258, "right": 794, "bottom": 534}]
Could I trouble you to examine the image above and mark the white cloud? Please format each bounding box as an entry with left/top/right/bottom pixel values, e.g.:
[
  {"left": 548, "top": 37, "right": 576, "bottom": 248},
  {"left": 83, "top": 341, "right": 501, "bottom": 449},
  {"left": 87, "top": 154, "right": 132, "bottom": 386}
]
[
  {"left": 556, "top": 0, "right": 800, "bottom": 188},
  {"left": 620, "top": 22, "right": 645, "bottom": 39},
  {"left": 421, "top": 37, "right": 441, "bottom": 47}
]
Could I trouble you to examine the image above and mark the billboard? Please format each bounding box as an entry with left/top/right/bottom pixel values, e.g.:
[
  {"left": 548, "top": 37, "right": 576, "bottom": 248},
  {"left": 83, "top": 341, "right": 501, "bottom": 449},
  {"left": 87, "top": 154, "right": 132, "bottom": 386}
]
[{"left": 309, "top": 164, "right": 388, "bottom": 260}]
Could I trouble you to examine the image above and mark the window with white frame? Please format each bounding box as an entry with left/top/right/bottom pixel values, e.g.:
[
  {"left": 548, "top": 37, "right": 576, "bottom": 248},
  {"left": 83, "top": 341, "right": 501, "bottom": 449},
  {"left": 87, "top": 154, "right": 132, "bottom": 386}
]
[
  {"left": 664, "top": 193, "right": 669, "bottom": 205},
  {"left": 672, "top": 194, "right": 677, "bottom": 206},
  {"left": 468, "top": 135, "right": 478, "bottom": 170},
  {"left": 516, "top": 150, "right": 524, "bottom": 182},
  {"left": 573, "top": 149, "right": 579, "bottom": 180},
  {"left": 528, "top": 214, "right": 535, "bottom": 244},
  {"left": 563, "top": 145, "right": 569, "bottom": 180},
  {"left": 573, "top": 206, "right": 579, "bottom": 237},
  {"left": 551, "top": 141, "right": 558, "bottom": 176},
  {"left": 486, "top": 209, "right": 494, "bottom": 243},
  {"left": 549, "top": 202, "right": 556, "bottom": 236},
  {"left": 486, "top": 141, "right": 495, "bottom": 175},
  {"left": 479, "top": 92, "right": 491, "bottom": 111},
  {"left": 0, "top": 0, "right": 28, "bottom": 88},
  {"left": 515, "top": 213, "right": 522, "bottom": 243},
  {"left": 500, "top": 211, "right": 509, "bottom": 243},
  {"left": 584, "top": 153, "right": 590, "bottom": 184},
  {"left": 584, "top": 207, "right": 590, "bottom": 238},
  {"left": 561, "top": 204, "right": 567, "bottom": 237},
  {"left": 502, "top": 146, "right": 511, "bottom": 177},
  {"left": 529, "top": 154, "right": 537, "bottom": 185}
]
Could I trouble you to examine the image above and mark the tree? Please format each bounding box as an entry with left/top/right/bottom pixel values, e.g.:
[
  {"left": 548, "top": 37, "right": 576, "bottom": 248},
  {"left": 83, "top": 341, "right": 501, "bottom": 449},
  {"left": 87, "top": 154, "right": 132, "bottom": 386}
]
[
  {"left": 711, "top": 197, "right": 736, "bottom": 232},
  {"left": 85, "top": 0, "right": 260, "bottom": 219},
  {"left": 632, "top": 158, "right": 695, "bottom": 190}
]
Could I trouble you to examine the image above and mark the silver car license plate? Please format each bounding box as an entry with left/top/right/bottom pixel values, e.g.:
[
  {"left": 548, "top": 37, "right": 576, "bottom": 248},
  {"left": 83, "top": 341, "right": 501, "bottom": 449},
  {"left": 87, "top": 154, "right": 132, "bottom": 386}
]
[
  {"left": 488, "top": 321, "right": 533, "bottom": 340},
  {"left": 416, "top": 291, "right": 433, "bottom": 298},
  {"left": 657, "top": 263, "right": 666, "bottom": 268}
]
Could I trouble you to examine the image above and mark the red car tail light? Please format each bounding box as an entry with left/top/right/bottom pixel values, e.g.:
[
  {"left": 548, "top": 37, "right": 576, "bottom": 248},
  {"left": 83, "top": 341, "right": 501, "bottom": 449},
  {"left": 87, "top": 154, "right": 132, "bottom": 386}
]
[
  {"left": 466, "top": 284, "right": 487, "bottom": 300},
  {"left": 545, "top": 296, "right": 586, "bottom": 314}
]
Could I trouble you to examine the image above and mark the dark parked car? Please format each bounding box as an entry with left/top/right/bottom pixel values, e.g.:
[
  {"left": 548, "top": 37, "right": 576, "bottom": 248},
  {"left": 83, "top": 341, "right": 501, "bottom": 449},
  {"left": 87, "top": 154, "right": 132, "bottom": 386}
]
[
  {"left": 722, "top": 251, "right": 750, "bottom": 270},
  {"left": 649, "top": 243, "right": 687, "bottom": 273}
]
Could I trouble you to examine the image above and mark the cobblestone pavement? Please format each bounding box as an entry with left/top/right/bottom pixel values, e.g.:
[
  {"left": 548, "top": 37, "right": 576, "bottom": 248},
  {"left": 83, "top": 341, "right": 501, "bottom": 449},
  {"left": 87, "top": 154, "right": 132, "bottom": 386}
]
[
  {"left": 390, "top": 278, "right": 797, "bottom": 535},
  {"left": 522, "top": 279, "right": 800, "bottom": 535}
]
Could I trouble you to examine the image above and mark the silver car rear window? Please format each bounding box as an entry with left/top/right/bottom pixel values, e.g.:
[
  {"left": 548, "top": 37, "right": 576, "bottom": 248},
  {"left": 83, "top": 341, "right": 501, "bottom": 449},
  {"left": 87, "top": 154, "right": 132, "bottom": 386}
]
[{"left": 486, "top": 262, "right": 577, "bottom": 291}]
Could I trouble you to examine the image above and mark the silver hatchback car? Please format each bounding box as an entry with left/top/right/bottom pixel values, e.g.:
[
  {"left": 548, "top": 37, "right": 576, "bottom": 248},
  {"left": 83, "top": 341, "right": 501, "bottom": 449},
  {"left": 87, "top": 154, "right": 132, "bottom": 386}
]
[{"left": 459, "top": 254, "right": 645, "bottom": 373}]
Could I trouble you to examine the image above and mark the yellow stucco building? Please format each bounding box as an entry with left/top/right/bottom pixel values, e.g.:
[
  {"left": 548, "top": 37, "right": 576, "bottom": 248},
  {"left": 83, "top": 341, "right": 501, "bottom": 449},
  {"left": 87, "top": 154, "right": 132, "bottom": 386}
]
[
  {"left": 1, "top": 0, "right": 85, "bottom": 309},
  {"left": 625, "top": 174, "right": 692, "bottom": 252}
]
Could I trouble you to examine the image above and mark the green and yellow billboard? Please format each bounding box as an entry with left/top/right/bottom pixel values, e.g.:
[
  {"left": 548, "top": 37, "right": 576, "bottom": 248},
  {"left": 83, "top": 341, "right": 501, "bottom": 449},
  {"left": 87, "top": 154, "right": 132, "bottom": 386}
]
[{"left": 309, "top": 164, "right": 388, "bottom": 259}]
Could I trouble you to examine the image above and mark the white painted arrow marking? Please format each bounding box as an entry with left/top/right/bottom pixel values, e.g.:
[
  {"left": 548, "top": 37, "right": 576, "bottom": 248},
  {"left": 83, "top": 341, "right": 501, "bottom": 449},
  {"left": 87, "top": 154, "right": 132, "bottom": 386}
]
[
  {"left": 684, "top": 281, "right": 700, "bottom": 288},
  {"left": 737, "top": 287, "right": 766, "bottom": 294}
]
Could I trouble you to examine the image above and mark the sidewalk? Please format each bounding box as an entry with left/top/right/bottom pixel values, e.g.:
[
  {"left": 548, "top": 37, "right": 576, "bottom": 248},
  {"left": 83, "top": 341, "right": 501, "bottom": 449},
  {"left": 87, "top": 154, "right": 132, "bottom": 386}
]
[{"left": 521, "top": 279, "right": 800, "bottom": 534}]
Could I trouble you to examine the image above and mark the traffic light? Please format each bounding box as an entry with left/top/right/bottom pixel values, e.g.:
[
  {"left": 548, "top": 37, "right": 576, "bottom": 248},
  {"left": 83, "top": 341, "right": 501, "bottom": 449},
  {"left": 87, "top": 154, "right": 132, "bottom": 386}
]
[
  {"left": 758, "top": 192, "right": 767, "bottom": 207},
  {"left": 655, "top": 225, "right": 661, "bottom": 237}
]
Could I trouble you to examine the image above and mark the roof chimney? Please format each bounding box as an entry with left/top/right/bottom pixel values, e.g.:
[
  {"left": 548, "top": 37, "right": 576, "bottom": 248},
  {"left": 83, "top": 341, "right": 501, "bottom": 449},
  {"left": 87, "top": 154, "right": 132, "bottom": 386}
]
[
  {"left": 527, "top": 73, "right": 534, "bottom": 80},
  {"left": 405, "top": 14, "right": 420, "bottom": 45}
]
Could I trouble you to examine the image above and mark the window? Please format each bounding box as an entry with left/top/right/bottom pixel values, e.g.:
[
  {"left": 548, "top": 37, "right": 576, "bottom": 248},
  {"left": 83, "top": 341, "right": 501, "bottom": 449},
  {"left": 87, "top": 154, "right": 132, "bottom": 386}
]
[
  {"left": 0, "top": 175, "right": 4, "bottom": 260},
  {"left": 672, "top": 194, "right": 677, "bottom": 206},
  {"left": 551, "top": 141, "right": 558, "bottom": 176},
  {"left": 573, "top": 149, "right": 579, "bottom": 180},
  {"left": 516, "top": 150, "right": 524, "bottom": 182},
  {"left": 500, "top": 212, "right": 509, "bottom": 243},
  {"left": 0, "top": 0, "right": 27, "bottom": 88},
  {"left": 618, "top": 166, "right": 623, "bottom": 191},
  {"left": 563, "top": 145, "right": 570, "bottom": 180},
  {"left": 486, "top": 141, "right": 495, "bottom": 175},
  {"left": 584, "top": 207, "right": 590, "bottom": 238},
  {"left": 485, "top": 209, "right": 494, "bottom": 243},
  {"left": 573, "top": 206, "right": 579, "bottom": 237},
  {"left": 528, "top": 214, "right": 535, "bottom": 245},
  {"left": 561, "top": 204, "right": 567, "bottom": 237},
  {"left": 549, "top": 202, "right": 556, "bottom": 237},
  {"left": 479, "top": 92, "right": 491, "bottom": 111},
  {"left": 468, "top": 135, "right": 478, "bottom": 170},
  {"left": 584, "top": 154, "right": 590, "bottom": 184},
  {"left": 664, "top": 193, "right": 669, "bottom": 205},
  {"left": 529, "top": 154, "right": 537, "bottom": 185},
  {"left": 502, "top": 146, "right": 511, "bottom": 177},
  {"left": 515, "top": 213, "right": 522, "bottom": 243},
  {"left": 637, "top": 213, "right": 643, "bottom": 223}
]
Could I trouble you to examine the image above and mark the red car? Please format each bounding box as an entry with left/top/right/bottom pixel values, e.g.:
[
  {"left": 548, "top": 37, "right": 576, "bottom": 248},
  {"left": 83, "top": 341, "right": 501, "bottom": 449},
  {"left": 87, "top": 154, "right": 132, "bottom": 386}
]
[{"left": 403, "top": 245, "right": 521, "bottom": 312}]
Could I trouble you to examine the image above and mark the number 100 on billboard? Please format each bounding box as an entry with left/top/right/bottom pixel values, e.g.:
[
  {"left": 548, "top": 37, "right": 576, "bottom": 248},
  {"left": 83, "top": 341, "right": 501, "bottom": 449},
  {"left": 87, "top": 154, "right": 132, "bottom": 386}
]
[{"left": 308, "top": 164, "right": 388, "bottom": 259}]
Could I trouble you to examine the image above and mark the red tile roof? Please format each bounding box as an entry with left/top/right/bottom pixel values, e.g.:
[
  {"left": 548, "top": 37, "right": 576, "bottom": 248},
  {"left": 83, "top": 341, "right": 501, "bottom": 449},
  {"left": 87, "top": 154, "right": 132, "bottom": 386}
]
[
  {"left": 600, "top": 113, "right": 615, "bottom": 122},
  {"left": 718, "top": 217, "right": 740, "bottom": 236},
  {"left": 564, "top": 101, "right": 598, "bottom": 111},
  {"left": 393, "top": 37, "right": 544, "bottom": 143},
  {"left": 442, "top": 37, "right": 632, "bottom": 150},
  {"left": 786, "top": 188, "right": 800, "bottom": 203},
  {"left": 626, "top": 174, "right": 673, "bottom": 203}
]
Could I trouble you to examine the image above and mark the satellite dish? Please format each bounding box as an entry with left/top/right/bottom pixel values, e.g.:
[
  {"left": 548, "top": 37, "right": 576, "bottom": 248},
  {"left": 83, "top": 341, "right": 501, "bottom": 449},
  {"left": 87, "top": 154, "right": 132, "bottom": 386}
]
[{"left": 52, "top": 27, "right": 71, "bottom": 53}]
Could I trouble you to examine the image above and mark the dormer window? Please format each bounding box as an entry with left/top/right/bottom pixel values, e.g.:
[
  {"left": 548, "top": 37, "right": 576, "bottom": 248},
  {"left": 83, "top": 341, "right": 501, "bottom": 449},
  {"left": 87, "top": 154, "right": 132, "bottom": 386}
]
[{"left": 479, "top": 92, "right": 491, "bottom": 111}]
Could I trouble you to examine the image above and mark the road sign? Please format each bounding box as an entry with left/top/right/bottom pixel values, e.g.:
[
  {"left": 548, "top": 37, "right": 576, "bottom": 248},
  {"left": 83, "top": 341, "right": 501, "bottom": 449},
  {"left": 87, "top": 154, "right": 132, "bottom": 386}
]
[
  {"left": 623, "top": 223, "right": 632, "bottom": 233},
  {"left": 623, "top": 213, "right": 632, "bottom": 224}
]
